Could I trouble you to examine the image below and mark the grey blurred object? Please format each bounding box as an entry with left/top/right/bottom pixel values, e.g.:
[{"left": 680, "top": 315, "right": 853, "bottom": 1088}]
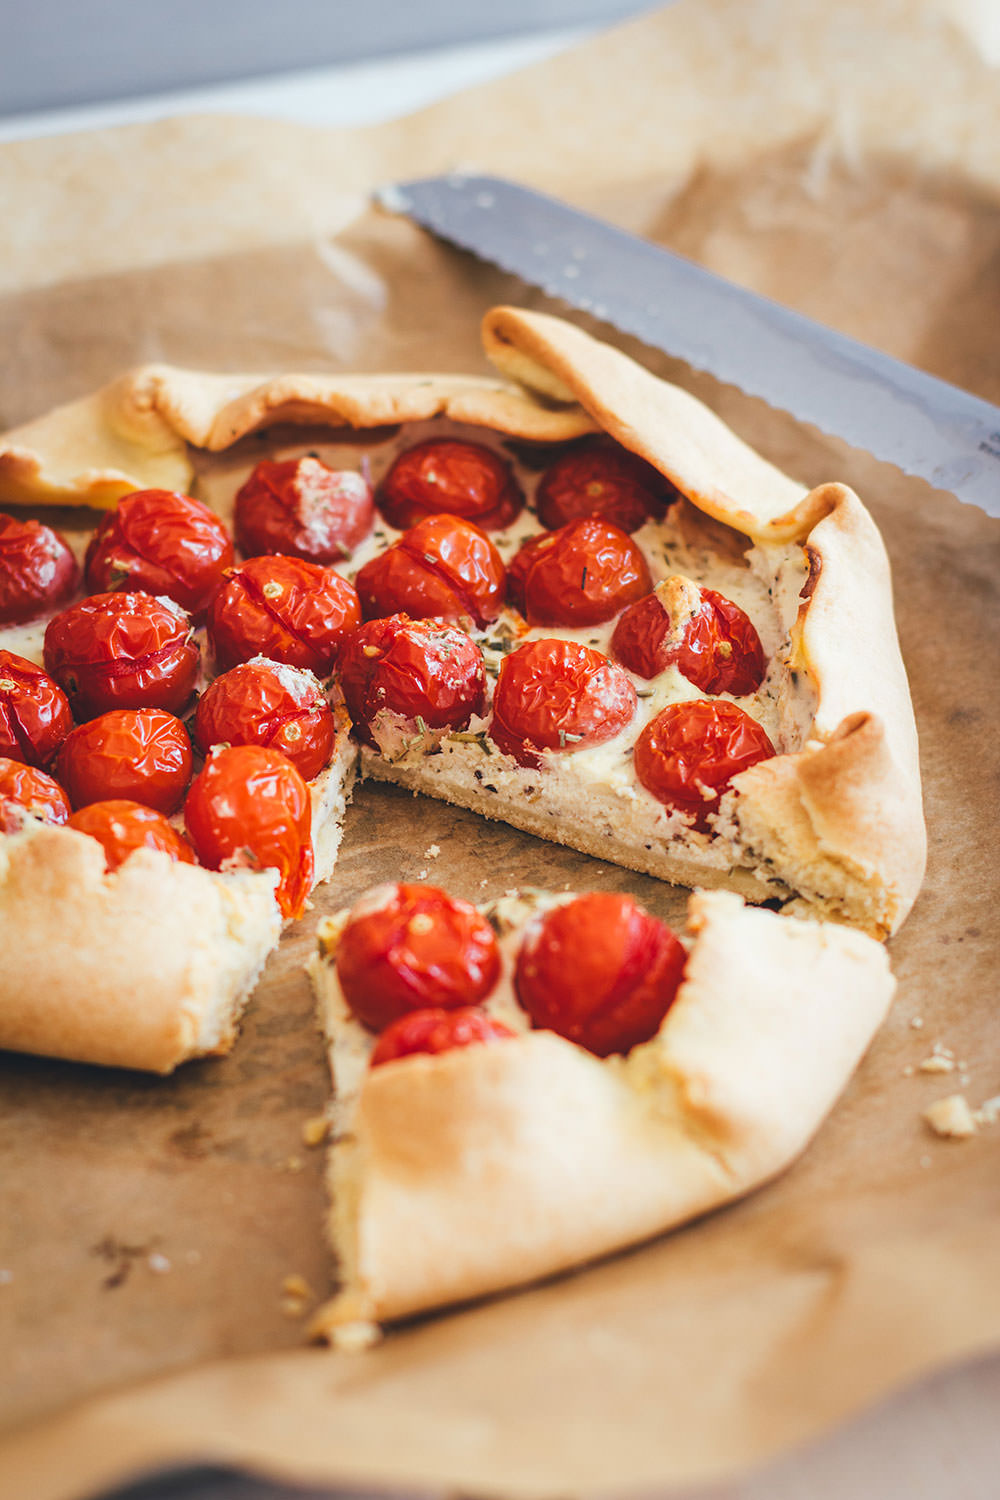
[{"left": 1, "top": 0, "right": 660, "bottom": 116}]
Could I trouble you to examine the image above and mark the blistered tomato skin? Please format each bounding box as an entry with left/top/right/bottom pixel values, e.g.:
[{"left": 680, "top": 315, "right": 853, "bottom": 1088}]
[
  {"left": 535, "top": 438, "right": 676, "bottom": 533},
  {"left": 43, "top": 592, "right": 199, "bottom": 719},
  {"left": 336, "top": 882, "right": 502, "bottom": 1032},
  {"left": 490, "top": 639, "right": 636, "bottom": 768},
  {"left": 514, "top": 892, "right": 687, "bottom": 1057},
  {"left": 57, "top": 708, "right": 193, "bottom": 815},
  {"left": 338, "top": 614, "right": 486, "bottom": 749},
  {"left": 0, "top": 513, "right": 79, "bottom": 626},
  {"left": 370, "top": 1006, "right": 515, "bottom": 1067},
  {"left": 355, "top": 514, "right": 505, "bottom": 628},
  {"left": 377, "top": 439, "right": 525, "bottom": 532},
  {"left": 207, "top": 555, "right": 360, "bottom": 675},
  {"left": 84, "top": 489, "right": 234, "bottom": 618},
  {"left": 0, "top": 651, "right": 74, "bottom": 768},
  {"left": 194, "top": 658, "right": 337, "bottom": 782},
  {"left": 183, "top": 744, "right": 314, "bottom": 919},
  {"left": 0, "top": 756, "right": 71, "bottom": 832},
  {"left": 506, "top": 516, "right": 652, "bottom": 628},
  {"left": 634, "top": 699, "right": 776, "bottom": 829},
  {"left": 67, "top": 799, "right": 197, "bottom": 871},
  {"left": 234, "top": 457, "right": 374, "bottom": 564},
  {"left": 611, "top": 586, "right": 766, "bottom": 695}
]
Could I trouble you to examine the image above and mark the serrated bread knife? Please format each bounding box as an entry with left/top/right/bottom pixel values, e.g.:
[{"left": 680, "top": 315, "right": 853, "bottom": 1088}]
[{"left": 381, "top": 174, "right": 1000, "bottom": 518}]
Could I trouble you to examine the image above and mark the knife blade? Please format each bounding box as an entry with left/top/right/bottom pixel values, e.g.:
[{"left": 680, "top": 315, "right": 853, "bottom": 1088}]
[{"left": 381, "top": 173, "right": 1000, "bottom": 518}]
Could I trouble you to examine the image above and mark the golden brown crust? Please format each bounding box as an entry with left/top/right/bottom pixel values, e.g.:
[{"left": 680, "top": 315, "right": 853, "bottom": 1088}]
[
  {"left": 309, "top": 890, "right": 894, "bottom": 1329},
  {"left": 0, "top": 822, "right": 282, "bottom": 1073},
  {"left": 0, "top": 309, "right": 926, "bottom": 936}
]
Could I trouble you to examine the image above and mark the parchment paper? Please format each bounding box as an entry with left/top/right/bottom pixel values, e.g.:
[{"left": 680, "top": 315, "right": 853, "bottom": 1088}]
[{"left": 1, "top": 1, "right": 998, "bottom": 1495}]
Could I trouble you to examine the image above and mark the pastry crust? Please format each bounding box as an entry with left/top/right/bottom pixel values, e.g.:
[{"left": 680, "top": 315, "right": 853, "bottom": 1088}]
[
  {"left": 308, "top": 889, "right": 895, "bottom": 1330},
  {"left": 0, "top": 820, "right": 282, "bottom": 1073}
]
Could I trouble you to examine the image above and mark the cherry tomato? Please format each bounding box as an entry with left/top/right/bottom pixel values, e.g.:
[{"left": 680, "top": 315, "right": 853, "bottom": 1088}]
[
  {"left": 0, "top": 650, "right": 74, "bottom": 768},
  {"left": 338, "top": 614, "right": 485, "bottom": 748},
  {"left": 611, "top": 584, "right": 766, "bottom": 695},
  {"left": 370, "top": 1006, "right": 514, "bottom": 1067},
  {"left": 183, "top": 744, "right": 314, "bottom": 919},
  {"left": 336, "top": 882, "right": 501, "bottom": 1032},
  {"left": 234, "top": 456, "right": 374, "bottom": 563},
  {"left": 0, "top": 756, "right": 71, "bottom": 832},
  {"left": 43, "top": 591, "right": 199, "bottom": 719},
  {"left": 207, "top": 555, "right": 360, "bottom": 675},
  {"left": 514, "top": 892, "right": 687, "bottom": 1057},
  {"left": 355, "top": 514, "right": 505, "bottom": 628},
  {"left": 0, "top": 512, "right": 78, "bottom": 625},
  {"left": 535, "top": 437, "right": 676, "bottom": 533},
  {"left": 506, "top": 516, "right": 651, "bottom": 627},
  {"left": 57, "top": 708, "right": 193, "bottom": 814},
  {"left": 194, "top": 658, "right": 336, "bottom": 782},
  {"left": 377, "top": 438, "right": 524, "bottom": 532},
  {"left": 490, "top": 639, "right": 636, "bottom": 768},
  {"left": 67, "top": 798, "right": 197, "bottom": 871},
  {"left": 634, "top": 699, "right": 776, "bottom": 828},
  {"left": 84, "top": 488, "right": 233, "bottom": 617}
]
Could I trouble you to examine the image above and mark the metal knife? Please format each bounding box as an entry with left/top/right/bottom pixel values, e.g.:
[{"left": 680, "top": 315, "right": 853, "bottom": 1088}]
[{"left": 381, "top": 173, "right": 1000, "bottom": 518}]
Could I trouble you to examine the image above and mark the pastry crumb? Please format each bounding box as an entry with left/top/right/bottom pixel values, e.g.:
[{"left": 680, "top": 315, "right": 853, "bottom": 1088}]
[
  {"left": 279, "top": 1272, "right": 314, "bottom": 1319},
  {"left": 974, "top": 1094, "right": 1000, "bottom": 1128},
  {"left": 923, "top": 1094, "right": 977, "bottom": 1138},
  {"left": 147, "top": 1253, "right": 171, "bottom": 1274},
  {"left": 282, "top": 1273, "right": 313, "bottom": 1299},
  {"left": 901, "top": 1064, "right": 915, "bottom": 1077},
  {"left": 417, "top": 868, "right": 428, "bottom": 879},
  {"left": 423, "top": 844, "right": 440, "bottom": 859},
  {"left": 331, "top": 1319, "right": 381, "bottom": 1352},
  {"left": 285, "top": 1155, "right": 305, "bottom": 1173},
  {"left": 302, "top": 1115, "right": 330, "bottom": 1147},
  {"left": 919, "top": 1054, "right": 955, "bottom": 1074},
  {"left": 909, "top": 1016, "right": 925, "bottom": 1030}
]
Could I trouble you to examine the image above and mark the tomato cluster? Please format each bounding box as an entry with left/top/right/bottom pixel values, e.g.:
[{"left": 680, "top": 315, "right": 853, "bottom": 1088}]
[{"left": 335, "top": 882, "right": 687, "bottom": 1065}]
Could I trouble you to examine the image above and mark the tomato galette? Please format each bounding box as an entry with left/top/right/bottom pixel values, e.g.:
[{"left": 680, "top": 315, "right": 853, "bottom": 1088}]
[
  {"left": 0, "top": 306, "right": 924, "bottom": 1074},
  {"left": 307, "top": 879, "right": 894, "bottom": 1337}
]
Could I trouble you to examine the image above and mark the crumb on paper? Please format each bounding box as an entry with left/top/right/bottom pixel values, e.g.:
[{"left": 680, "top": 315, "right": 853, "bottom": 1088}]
[
  {"left": 479, "top": 878, "right": 488, "bottom": 888},
  {"left": 974, "top": 1095, "right": 1000, "bottom": 1128},
  {"left": 423, "top": 844, "right": 440, "bottom": 859},
  {"left": 331, "top": 1319, "right": 381, "bottom": 1352},
  {"left": 302, "top": 1115, "right": 329, "bottom": 1148},
  {"left": 923, "top": 1094, "right": 977, "bottom": 1139},
  {"left": 285, "top": 1155, "right": 305, "bottom": 1173},
  {"left": 919, "top": 1054, "right": 956, "bottom": 1074},
  {"left": 0, "top": 1270, "right": 12, "bottom": 1286},
  {"left": 147, "top": 1252, "right": 171, "bottom": 1274},
  {"left": 901, "top": 1064, "right": 915, "bottom": 1077},
  {"left": 910, "top": 1016, "right": 925, "bottom": 1030},
  {"left": 417, "top": 869, "right": 428, "bottom": 879},
  {"left": 282, "top": 1273, "right": 313, "bottom": 1299}
]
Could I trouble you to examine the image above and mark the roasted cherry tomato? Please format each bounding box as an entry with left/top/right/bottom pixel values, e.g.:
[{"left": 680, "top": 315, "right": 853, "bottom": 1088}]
[
  {"left": 0, "top": 756, "right": 71, "bottom": 832},
  {"left": 634, "top": 699, "right": 775, "bottom": 828},
  {"left": 194, "top": 658, "right": 336, "bottom": 782},
  {"left": 377, "top": 438, "right": 524, "bottom": 532},
  {"left": 57, "top": 708, "right": 193, "bottom": 814},
  {"left": 207, "top": 554, "right": 360, "bottom": 675},
  {"left": 0, "top": 512, "right": 78, "bottom": 626},
  {"left": 370, "top": 1005, "right": 514, "bottom": 1067},
  {"left": 535, "top": 437, "right": 676, "bottom": 533},
  {"left": 338, "top": 614, "right": 485, "bottom": 748},
  {"left": 514, "top": 892, "right": 687, "bottom": 1057},
  {"left": 355, "top": 514, "right": 505, "bottom": 628},
  {"left": 84, "top": 489, "right": 233, "bottom": 617},
  {"left": 506, "top": 516, "right": 651, "bottom": 627},
  {"left": 67, "top": 798, "right": 197, "bottom": 871},
  {"left": 336, "top": 882, "right": 501, "bottom": 1032},
  {"left": 0, "top": 650, "right": 74, "bottom": 767},
  {"left": 43, "top": 591, "right": 199, "bottom": 719},
  {"left": 490, "top": 639, "right": 636, "bottom": 767},
  {"left": 611, "top": 582, "right": 766, "bottom": 695},
  {"left": 234, "top": 456, "right": 374, "bottom": 564},
  {"left": 183, "top": 744, "right": 314, "bottom": 919}
]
